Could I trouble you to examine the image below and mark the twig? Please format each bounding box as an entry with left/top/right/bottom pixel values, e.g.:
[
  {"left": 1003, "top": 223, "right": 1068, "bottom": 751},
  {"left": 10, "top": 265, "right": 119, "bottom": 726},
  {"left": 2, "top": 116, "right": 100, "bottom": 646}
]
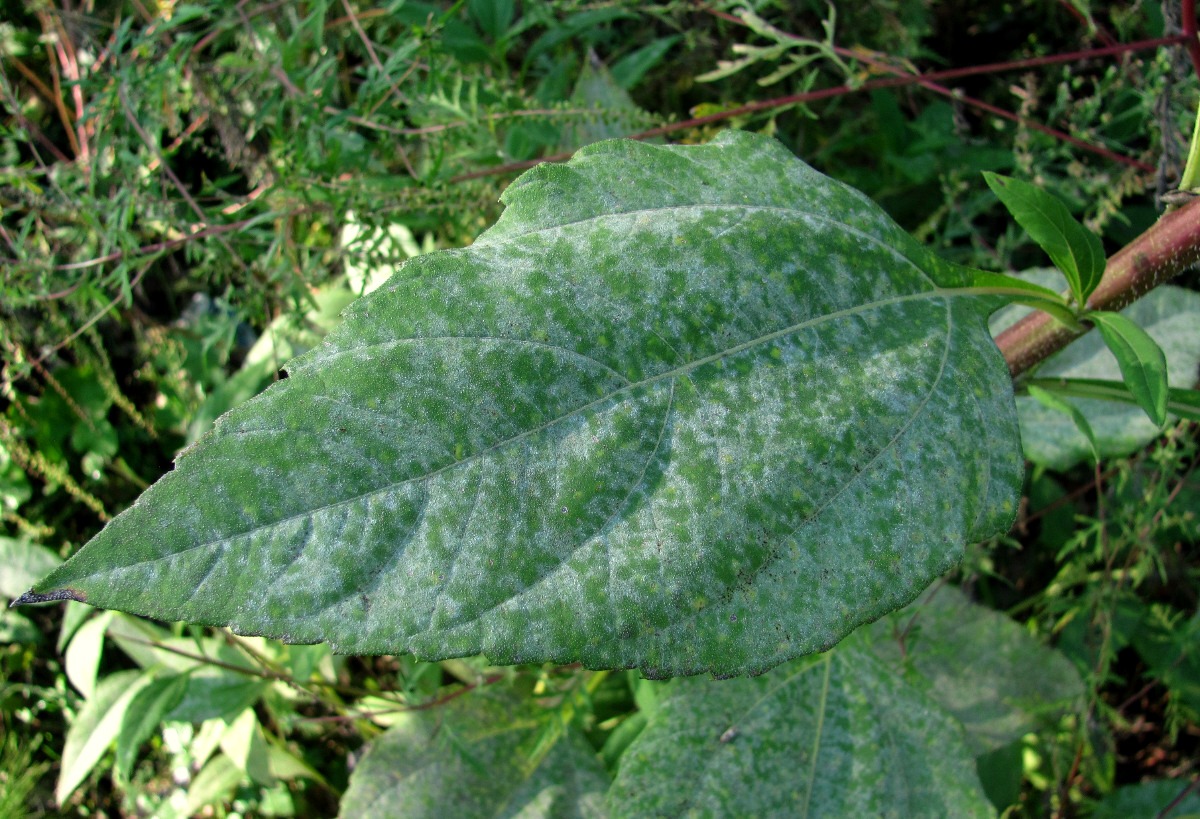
[
  {"left": 1183, "top": 0, "right": 1200, "bottom": 82},
  {"left": 333, "top": 0, "right": 417, "bottom": 177},
  {"left": 48, "top": 215, "right": 262, "bottom": 273},
  {"left": 452, "top": 35, "right": 1187, "bottom": 183},
  {"left": 116, "top": 83, "right": 246, "bottom": 270},
  {"left": 32, "top": 260, "right": 154, "bottom": 366},
  {"left": 996, "top": 196, "right": 1200, "bottom": 376}
]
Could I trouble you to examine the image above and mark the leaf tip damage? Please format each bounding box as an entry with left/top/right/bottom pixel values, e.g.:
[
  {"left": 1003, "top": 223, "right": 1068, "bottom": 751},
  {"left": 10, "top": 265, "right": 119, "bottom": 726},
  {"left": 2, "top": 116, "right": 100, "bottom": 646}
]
[{"left": 11, "top": 588, "right": 88, "bottom": 606}]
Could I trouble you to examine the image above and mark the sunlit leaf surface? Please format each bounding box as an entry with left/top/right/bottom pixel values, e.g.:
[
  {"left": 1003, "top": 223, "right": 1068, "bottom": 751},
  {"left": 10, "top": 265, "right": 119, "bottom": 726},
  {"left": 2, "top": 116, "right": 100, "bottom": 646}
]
[{"left": 21, "top": 131, "right": 1022, "bottom": 676}]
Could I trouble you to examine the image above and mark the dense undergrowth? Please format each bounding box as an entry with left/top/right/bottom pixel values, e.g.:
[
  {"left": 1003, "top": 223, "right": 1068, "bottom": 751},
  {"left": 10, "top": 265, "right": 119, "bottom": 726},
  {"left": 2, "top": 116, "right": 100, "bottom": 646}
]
[{"left": 1, "top": 1, "right": 1198, "bottom": 816}]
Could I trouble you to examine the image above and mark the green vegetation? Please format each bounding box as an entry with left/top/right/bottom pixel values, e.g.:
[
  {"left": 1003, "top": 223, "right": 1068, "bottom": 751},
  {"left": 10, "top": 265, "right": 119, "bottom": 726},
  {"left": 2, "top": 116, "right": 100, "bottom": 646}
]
[{"left": 2, "top": 1, "right": 1198, "bottom": 816}]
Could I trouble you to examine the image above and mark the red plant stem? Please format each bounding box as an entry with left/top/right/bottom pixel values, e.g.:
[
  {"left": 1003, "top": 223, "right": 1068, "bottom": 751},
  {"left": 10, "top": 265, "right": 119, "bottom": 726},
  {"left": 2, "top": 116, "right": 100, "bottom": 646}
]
[
  {"left": 453, "top": 35, "right": 1186, "bottom": 183},
  {"left": 836, "top": 50, "right": 1154, "bottom": 172},
  {"left": 711, "top": 6, "right": 1158, "bottom": 171},
  {"left": 1054, "top": 0, "right": 1118, "bottom": 48},
  {"left": 996, "top": 196, "right": 1200, "bottom": 376},
  {"left": 1184, "top": 0, "right": 1200, "bottom": 81}
]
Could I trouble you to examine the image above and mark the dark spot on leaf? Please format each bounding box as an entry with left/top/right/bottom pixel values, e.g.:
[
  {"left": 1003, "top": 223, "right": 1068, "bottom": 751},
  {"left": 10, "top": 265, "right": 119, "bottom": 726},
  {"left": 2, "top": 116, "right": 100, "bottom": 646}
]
[{"left": 11, "top": 588, "right": 86, "bottom": 605}]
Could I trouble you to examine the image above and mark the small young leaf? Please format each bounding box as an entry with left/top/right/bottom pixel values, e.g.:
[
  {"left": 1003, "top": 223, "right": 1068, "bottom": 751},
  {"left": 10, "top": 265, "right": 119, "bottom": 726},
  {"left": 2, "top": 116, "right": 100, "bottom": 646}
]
[
  {"left": 983, "top": 172, "right": 1105, "bottom": 304},
  {"left": 1087, "top": 311, "right": 1169, "bottom": 426},
  {"left": 966, "top": 270, "right": 1081, "bottom": 329},
  {"left": 965, "top": 269, "right": 1069, "bottom": 304},
  {"left": 1026, "top": 385, "right": 1100, "bottom": 466},
  {"left": 991, "top": 276, "right": 1200, "bottom": 469}
]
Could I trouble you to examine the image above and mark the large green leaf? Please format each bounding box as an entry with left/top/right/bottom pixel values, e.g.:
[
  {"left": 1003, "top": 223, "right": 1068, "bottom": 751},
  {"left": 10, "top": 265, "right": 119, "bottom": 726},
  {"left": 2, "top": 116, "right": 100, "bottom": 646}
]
[
  {"left": 338, "top": 691, "right": 608, "bottom": 818},
  {"left": 17, "top": 131, "right": 1022, "bottom": 677},
  {"left": 607, "top": 641, "right": 995, "bottom": 817}
]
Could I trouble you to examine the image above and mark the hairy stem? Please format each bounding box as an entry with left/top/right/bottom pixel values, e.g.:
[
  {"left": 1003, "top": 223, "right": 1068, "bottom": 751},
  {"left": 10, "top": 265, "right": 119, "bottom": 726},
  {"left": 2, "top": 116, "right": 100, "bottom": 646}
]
[{"left": 996, "top": 197, "right": 1200, "bottom": 376}]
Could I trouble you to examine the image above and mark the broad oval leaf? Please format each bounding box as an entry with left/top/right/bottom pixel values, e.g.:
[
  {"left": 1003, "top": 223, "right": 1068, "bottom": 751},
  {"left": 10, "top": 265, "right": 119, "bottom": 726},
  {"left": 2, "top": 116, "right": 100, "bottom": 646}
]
[
  {"left": 19, "top": 131, "right": 1022, "bottom": 677},
  {"left": 607, "top": 643, "right": 995, "bottom": 817}
]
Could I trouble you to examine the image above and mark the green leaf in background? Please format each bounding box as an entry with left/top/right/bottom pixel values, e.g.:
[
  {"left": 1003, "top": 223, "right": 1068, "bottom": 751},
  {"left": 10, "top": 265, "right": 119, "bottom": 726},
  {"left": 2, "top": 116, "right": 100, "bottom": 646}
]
[
  {"left": 1088, "top": 311, "right": 1169, "bottom": 427},
  {"left": 338, "top": 691, "right": 608, "bottom": 818},
  {"left": 114, "top": 673, "right": 190, "bottom": 785},
  {"left": 608, "top": 642, "right": 995, "bottom": 817},
  {"left": 64, "top": 611, "right": 114, "bottom": 699},
  {"left": 103, "top": 615, "right": 276, "bottom": 723},
  {"left": 0, "top": 537, "right": 61, "bottom": 599},
  {"left": 17, "top": 131, "right": 1023, "bottom": 677},
  {"left": 0, "top": 609, "right": 40, "bottom": 643},
  {"left": 1026, "top": 385, "right": 1100, "bottom": 465},
  {"left": 866, "top": 585, "right": 1084, "bottom": 756},
  {"left": 983, "top": 172, "right": 1105, "bottom": 305},
  {"left": 565, "top": 51, "right": 657, "bottom": 148},
  {"left": 220, "top": 708, "right": 275, "bottom": 786},
  {"left": 468, "top": 0, "right": 515, "bottom": 41},
  {"left": 611, "top": 36, "right": 682, "bottom": 90},
  {"left": 1089, "top": 779, "right": 1200, "bottom": 819},
  {"left": 57, "top": 669, "right": 155, "bottom": 805},
  {"left": 989, "top": 271, "right": 1200, "bottom": 470},
  {"left": 184, "top": 753, "right": 245, "bottom": 817}
]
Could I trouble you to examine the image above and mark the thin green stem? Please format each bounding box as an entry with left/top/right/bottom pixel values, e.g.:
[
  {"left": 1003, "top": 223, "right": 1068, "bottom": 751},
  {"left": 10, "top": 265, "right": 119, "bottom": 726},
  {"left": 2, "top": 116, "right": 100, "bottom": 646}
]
[{"left": 1178, "top": 103, "right": 1200, "bottom": 193}]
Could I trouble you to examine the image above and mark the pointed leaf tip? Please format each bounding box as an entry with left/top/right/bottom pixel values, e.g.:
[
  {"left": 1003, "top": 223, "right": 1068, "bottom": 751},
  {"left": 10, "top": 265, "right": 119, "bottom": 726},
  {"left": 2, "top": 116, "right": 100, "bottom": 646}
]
[{"left": 12, "top": 588, "right": 87, "bottom": 606}]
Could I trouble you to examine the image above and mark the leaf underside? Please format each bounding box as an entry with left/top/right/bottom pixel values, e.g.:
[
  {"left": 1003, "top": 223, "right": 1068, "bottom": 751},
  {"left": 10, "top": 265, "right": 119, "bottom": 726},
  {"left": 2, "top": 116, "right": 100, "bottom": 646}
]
[{"left": 24, "top": 131, "right": 1022, "bottom": 677}]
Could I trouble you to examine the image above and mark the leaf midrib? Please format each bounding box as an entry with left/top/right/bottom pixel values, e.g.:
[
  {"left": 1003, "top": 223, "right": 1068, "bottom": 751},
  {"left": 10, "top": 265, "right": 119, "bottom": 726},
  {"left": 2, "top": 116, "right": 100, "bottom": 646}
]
[
  {"left": 88, "top": 289, "right": 958, "bottom": 577},
  {"left": 477, "top": 202, "right": 907, "bottom": 251}
]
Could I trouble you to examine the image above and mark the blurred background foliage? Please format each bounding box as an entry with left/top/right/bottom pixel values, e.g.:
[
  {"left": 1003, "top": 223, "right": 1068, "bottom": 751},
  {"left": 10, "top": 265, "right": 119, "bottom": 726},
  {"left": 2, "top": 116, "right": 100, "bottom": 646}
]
[{"left": 1, "top": 0, "right": 1197, "bottom": 815}]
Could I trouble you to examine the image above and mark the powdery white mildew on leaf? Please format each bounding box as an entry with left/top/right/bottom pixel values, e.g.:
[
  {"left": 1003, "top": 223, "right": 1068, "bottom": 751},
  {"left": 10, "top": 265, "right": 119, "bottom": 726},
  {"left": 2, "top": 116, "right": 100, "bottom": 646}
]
[
  {"left": 608, "top": 642, "right": 995, "bottom": 817},
  {"left": 22, "top": 131, "right": 1022, "bottom": 677}
]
